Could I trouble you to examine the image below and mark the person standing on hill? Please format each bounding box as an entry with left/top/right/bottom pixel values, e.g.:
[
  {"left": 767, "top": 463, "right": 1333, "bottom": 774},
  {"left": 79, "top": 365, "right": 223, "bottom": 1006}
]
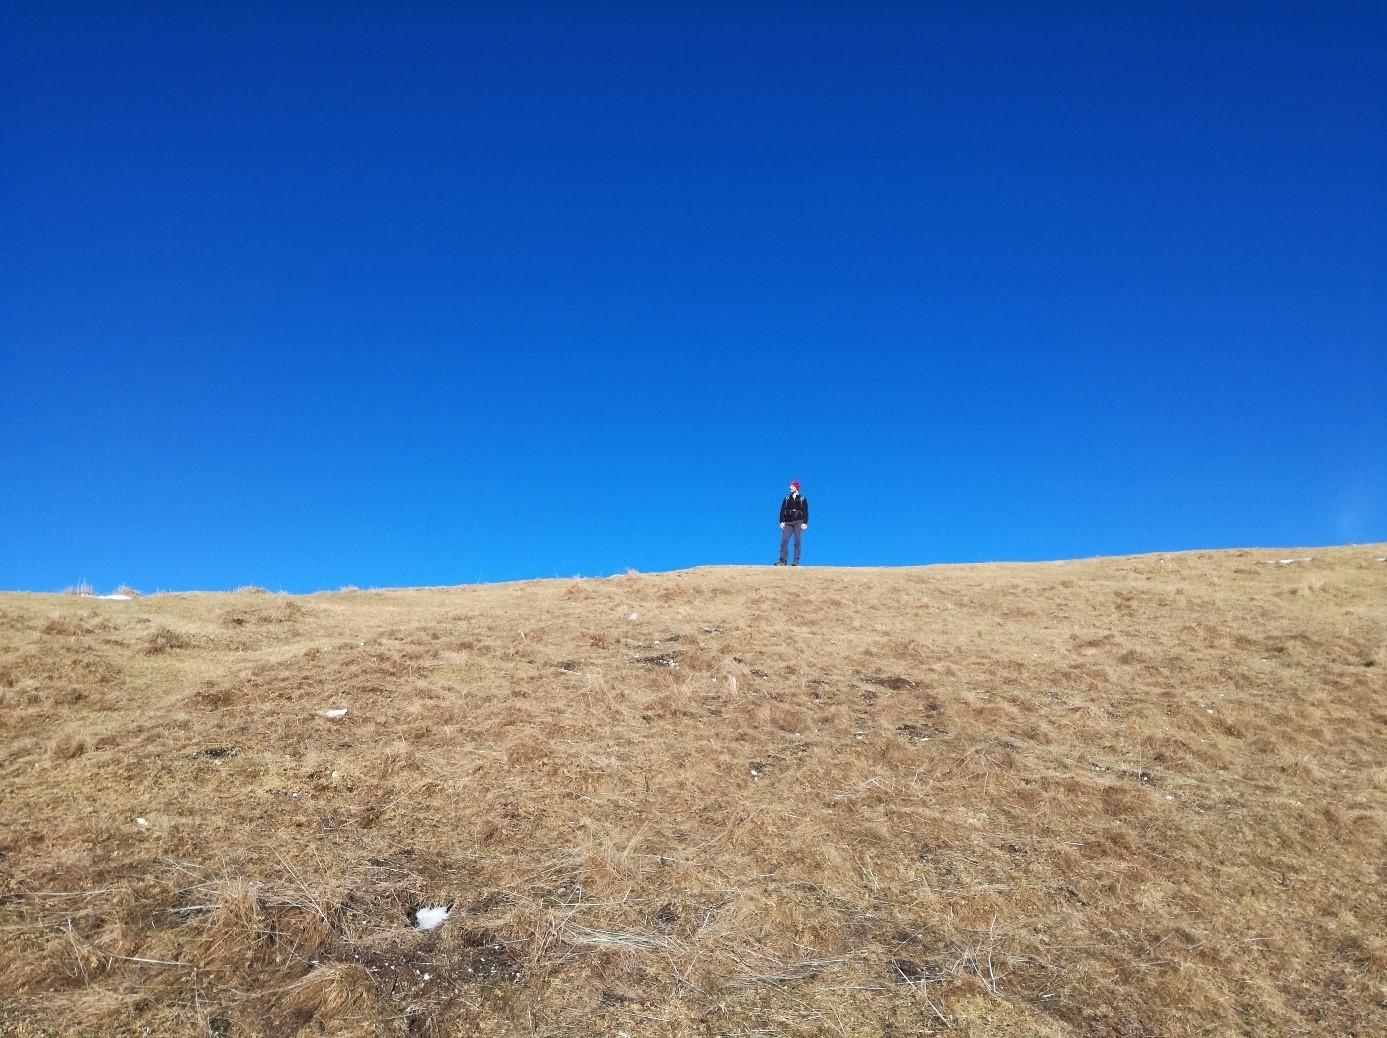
[{"left": 777, "top": 481, "right": 809, "bottom": 566}]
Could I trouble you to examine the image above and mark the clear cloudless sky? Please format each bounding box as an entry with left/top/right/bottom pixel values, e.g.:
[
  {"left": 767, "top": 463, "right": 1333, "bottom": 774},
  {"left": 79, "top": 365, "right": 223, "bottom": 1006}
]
[{"left": 2, "top": 1, "right": 1384, "bottom": 592}]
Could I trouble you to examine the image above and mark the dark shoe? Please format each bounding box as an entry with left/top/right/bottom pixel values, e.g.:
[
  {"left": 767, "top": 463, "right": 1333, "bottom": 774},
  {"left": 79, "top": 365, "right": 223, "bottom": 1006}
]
[
  {"left": 774, "top": 560, "right": 787, "bottom": 566},
  {"left": 791, "top": 562, "right": 800, "bottom": 566}
]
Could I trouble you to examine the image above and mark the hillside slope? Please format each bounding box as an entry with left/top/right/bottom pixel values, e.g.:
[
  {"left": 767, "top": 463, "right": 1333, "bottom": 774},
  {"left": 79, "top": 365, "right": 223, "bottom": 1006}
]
[{"left": 2, "top": 547, "right": 1384, "bottom": 1036}]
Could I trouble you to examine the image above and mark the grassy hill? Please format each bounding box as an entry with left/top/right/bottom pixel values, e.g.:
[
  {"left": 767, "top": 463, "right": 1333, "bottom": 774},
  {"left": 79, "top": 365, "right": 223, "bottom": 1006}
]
[{"left": 2, "top": 547, "right": 1384, "bottom": 1037}]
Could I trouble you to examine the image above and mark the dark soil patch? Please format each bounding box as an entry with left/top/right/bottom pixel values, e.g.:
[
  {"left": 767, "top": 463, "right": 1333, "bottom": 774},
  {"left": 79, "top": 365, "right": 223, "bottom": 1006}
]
[
  {"left": 343, "top": 929, "right": 520, "bottom": 996},
  {"left": 190, "top": 746, "right": 237, "bottom": 762},
  {"left": 634, "top": 652, "right": 682, "bottom": 668},
  {"left": 890, "top": 958, "right": 947, "bottom": 985},
  {"left": 865, "top": 675, "right": 918, "bottom": 691},
  {"left": 653, "top": 902, "right": 679, "bottom": 927},
  {"left": 599, "top": 989, "right": 651, "bottom": 1006}
]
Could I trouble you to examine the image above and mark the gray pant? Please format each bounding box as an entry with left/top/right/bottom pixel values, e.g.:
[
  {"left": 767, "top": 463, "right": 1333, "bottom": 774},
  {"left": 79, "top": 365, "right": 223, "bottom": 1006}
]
[{"left": 779, "top": 523, "right": 804, "bottom": 564}]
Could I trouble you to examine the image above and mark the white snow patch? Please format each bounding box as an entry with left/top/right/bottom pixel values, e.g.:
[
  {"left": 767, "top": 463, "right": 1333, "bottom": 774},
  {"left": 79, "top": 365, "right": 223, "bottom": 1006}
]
[
  {"left": 99, "top": 594, "right": 132, "bottom": 601},
  {"left": 314, "top": 708, "right": 348, "bottom": 719},
  {"left": 136, "top": 818, "right": 149, "bottom": 827},
  {"left": 416, "top": 906, "right": 449, "bottom": 931},
  {"left": 1277, "top": 558, "right": 1312, "bottom": 564},
  {"left": 627, "top": 612, "right": 639, "bottom": 621}
]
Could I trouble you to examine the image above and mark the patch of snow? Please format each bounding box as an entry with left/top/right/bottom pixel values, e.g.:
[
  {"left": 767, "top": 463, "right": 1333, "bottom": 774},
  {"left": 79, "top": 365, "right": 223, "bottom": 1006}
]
[
  {"left": 628, "top": 612, "right": 639, "bottom": 621},
  {"left": 416, "top": 906, "right": 449, "bottom": 931},
  {"left": 1278, "top": 558, "right": 1312, "bottom": 564},
  {"left": 136, "top": 818, "right": 148, "bottom": 827},
  {"left": 314, "top": 708, "right": 348, "bottom": 719},
  {"left": 98, "top": 594, "right": 132, "bottom": 601}
]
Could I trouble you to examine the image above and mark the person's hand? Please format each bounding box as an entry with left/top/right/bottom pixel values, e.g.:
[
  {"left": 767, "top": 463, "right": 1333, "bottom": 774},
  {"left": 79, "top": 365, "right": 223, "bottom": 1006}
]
[
  {"left": 779, "top": 522, "right": 785, "bottom": 528},
  {"left": 802, "top": 524, "right": 808, "bottom": 530}
]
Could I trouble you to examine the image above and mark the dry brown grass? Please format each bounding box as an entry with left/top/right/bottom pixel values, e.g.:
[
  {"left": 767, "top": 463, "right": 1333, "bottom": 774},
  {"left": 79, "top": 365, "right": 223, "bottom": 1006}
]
[{"left": 1, "top": 546, "right": 1384, "bottom": 1036}]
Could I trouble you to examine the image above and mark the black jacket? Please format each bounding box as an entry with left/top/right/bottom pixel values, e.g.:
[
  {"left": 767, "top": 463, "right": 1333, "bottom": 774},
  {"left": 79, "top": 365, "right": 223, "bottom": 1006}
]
[{"left": 780, "top": 494, "right": 809, "bottom": 525}]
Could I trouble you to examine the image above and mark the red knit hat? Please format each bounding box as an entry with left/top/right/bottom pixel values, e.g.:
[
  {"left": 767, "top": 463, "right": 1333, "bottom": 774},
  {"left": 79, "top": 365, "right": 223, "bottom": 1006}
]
[{"left": 790, "top": 481, "right": 801, "bottom": 491}]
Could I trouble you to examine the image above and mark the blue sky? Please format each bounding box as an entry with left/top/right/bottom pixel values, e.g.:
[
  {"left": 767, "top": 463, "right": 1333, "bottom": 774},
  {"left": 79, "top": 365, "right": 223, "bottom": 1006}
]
[{"left": 3, "top": 1, "right": 1384, "bottom": 592}]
